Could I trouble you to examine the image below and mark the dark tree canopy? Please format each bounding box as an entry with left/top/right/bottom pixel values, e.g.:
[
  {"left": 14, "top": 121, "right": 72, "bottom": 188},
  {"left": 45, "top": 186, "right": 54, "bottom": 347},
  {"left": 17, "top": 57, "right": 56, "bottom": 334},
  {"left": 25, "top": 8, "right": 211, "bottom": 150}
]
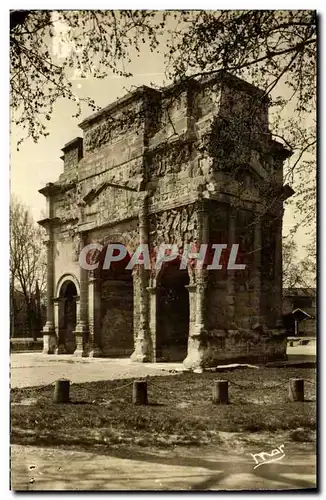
[{"left": 10, "top": 9, "right": 317, "bottom": 240}]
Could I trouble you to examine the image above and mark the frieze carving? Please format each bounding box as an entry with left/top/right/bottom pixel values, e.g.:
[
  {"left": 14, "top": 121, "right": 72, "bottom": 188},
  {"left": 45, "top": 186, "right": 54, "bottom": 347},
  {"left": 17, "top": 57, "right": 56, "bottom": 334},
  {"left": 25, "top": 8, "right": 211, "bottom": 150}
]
[
  {"left": 149, "top": 204, "right": 198, "bottom": 249},
  {"left": 84, "top": 106, "right": 140, "bottom": 153},
  {"left": 147, "top": 142, "right": 191, "bottom": 179},
  {"left": 90, "top": 186, "right": 139, "bottom": 228},
  {"left": 84, "top": 121, "right": 111, "bottom": 153},
  {"left": 100, "top": 228, "right": 140, "bottom": 254},
  {"left": 53, "top": 182, "right": 86, "bottom": 223},
  {"left": 87, "top": 227, "right": 140, "bottom": 269}
]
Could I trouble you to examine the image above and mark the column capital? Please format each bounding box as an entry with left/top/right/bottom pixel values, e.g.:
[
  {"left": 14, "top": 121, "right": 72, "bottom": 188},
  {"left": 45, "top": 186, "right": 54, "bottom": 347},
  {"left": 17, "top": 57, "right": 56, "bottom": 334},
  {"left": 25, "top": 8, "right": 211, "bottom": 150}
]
[
  {"left": 89, "top": 270, "right": 99, "bottom": 283},
  {"left": 53, "top": 296, "right": 66, "bottom": 304}
]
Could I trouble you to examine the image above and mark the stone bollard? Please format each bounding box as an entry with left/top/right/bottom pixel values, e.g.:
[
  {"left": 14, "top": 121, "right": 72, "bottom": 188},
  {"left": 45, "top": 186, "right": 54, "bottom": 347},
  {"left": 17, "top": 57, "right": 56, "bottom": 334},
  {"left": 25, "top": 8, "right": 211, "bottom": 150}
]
[
  {"left": 288, "top": 378, "right": 304, "bottom": 402},
  {"left": 133, "top": 380, "right": 148, "bottom": 405},
  {"left": 54, "top": 379, "right": 70, "bottom": 403},
  {"left": 212, "top": 380, "right": 229, "bottom": 404}
]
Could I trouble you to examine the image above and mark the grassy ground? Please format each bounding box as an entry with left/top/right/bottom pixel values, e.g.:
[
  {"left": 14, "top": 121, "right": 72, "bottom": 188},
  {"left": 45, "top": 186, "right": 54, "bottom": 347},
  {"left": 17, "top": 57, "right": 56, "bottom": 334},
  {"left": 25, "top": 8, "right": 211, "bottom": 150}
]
[{"left": 11, "top": 367, "right": 316, "bottom": 450}]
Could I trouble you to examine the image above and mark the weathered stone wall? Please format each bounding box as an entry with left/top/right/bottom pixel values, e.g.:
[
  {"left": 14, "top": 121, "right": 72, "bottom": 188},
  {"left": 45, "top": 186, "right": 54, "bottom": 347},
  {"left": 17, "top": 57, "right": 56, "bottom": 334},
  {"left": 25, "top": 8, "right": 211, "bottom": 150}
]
[
  {"left": 43, "top": 72, "right": 290, "bottom": 366},
  {"left": 53, "top": 227, "right": 81, "bottom": 296},
  {"left": 206, "top": 201, "right": 229, "bottom": 332},
  {"left": 199, "top": 330, "right": 287, "bottom": 365},
  {"left": 261, "top": 215, "right": 278, "bottom": 328},
  {"left": 148, "top": 87, "right": 189, "bottom": 148}
]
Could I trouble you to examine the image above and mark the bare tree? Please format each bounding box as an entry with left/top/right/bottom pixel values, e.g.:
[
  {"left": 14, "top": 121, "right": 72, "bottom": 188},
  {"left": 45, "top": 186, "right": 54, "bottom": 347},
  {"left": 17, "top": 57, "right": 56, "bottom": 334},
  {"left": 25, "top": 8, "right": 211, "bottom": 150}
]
[
  {"left": 283, "top": 237, "right": 316, "bottom": 290},
  {"left": 10, "top": 197, "right": 46, "bottom": 339}
]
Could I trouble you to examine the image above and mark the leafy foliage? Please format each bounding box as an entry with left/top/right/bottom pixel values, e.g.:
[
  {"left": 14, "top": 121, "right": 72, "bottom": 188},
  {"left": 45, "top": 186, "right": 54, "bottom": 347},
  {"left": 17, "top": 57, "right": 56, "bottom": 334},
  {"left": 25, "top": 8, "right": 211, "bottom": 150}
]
[
  {"left": 283, "top": 237, "right": 316, "bottom": 288},
  {"left": 10, "top": 10, "right": 317, "bottom": 239},
  {"left": 10, "top": 10, "right": 167, "bottom": 146}
]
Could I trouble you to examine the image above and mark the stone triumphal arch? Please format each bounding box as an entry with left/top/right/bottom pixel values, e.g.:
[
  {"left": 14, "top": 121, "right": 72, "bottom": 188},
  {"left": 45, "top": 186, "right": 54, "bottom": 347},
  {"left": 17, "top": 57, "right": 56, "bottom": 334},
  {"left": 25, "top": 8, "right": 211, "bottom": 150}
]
[{"left": 39, "top": 72, "right": 293, "bottom": 369}]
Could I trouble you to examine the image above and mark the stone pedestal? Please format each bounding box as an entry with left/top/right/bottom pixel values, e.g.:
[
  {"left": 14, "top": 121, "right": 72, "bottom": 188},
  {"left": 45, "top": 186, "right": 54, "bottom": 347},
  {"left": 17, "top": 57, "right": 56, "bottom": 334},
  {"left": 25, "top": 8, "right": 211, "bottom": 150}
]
[
  {"left": 183, "top": 324, "right": 208, "bottom": 371},
  {"left": 43, "top": 329, "right": 57, "bottom": 355},
  {"left": 73, "top": 329, "right": 85, "bottom": 357}
]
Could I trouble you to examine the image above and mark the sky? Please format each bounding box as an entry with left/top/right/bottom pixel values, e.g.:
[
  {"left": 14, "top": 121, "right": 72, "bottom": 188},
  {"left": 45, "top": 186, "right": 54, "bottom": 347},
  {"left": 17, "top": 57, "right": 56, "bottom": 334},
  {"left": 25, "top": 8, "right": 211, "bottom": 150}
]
[
  {"left": 10, "top": 12, "right": 313, "bottom": 259},
  {"left": 11, "top": 20, "right": 169, "bottom": 221}
]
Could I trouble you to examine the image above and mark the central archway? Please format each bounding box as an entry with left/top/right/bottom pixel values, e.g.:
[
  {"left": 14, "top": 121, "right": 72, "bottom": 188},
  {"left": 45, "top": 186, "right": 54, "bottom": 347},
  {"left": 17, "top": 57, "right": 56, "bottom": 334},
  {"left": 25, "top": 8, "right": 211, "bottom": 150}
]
[
  {"left": 156, "top": 261, "right": 190, "bottom": 362},
  {"left": 95, "top": 243, "right": 134, "bottom": 357}
]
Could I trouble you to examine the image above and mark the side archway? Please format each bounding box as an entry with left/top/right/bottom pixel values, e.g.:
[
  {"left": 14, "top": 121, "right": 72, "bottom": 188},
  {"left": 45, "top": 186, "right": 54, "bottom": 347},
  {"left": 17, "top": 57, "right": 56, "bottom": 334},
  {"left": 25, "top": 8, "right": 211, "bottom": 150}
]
[
  {"left": 56, "top": 275, "right": 80, "bottom": 354},
  {"left": 56, "top": 273, "right": 80, "bottom": 298}
]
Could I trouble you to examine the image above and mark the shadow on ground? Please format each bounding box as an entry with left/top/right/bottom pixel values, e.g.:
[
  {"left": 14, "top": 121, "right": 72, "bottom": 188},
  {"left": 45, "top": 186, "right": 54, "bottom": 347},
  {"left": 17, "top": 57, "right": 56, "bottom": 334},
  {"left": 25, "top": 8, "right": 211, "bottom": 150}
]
[{"left": 11, "top": 443, "right": 316, "bottom": 491}]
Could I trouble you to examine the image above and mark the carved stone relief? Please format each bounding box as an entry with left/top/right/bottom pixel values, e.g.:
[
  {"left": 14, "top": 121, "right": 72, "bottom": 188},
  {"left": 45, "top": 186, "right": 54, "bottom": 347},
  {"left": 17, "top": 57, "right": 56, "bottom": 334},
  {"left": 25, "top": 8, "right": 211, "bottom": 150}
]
[
  {"left": 147, "top": 142, "right": 191, "bottom": 179},
  {"left": 149, "top": 204, "right": 198, "bottom": 250}
]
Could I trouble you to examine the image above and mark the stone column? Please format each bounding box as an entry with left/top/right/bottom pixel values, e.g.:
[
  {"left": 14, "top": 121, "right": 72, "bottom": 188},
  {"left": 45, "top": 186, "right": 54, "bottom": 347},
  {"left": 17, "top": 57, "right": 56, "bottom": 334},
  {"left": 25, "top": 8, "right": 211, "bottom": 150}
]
[
  {"left": 130, "top": 192, "right": 151, "bottom": 362},
  {"left": 74, "top": 233, "right": 89, "bottom": 356},
  {"left": 185, "top": 283, "right": 197, "bottom": 337},
  {"left": 147, "top": 286, "right": 157, "bottom": 362},
  {"left": 183, "top": 197, "right": 209, "bottom": 370},
  {"left": 88, "top": 271, "right": 102, "bottom": 357},
  {"left": 42, "top": 235, "right": 57, "bottom": 354}
]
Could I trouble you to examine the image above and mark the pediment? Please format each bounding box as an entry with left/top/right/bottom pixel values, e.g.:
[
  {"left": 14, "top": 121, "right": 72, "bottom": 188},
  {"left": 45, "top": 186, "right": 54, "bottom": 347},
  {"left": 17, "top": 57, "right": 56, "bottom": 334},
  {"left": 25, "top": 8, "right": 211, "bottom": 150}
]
[{"left": 82, "top": 180, "right": 140, "bottom": 206}]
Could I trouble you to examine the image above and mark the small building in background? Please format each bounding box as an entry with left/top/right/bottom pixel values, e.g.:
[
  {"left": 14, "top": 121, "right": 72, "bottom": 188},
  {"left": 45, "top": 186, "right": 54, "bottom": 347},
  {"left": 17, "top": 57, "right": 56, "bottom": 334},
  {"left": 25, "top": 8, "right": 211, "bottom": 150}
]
[{"left": 283, "top": 287, "right": 316, "bottom": 337}]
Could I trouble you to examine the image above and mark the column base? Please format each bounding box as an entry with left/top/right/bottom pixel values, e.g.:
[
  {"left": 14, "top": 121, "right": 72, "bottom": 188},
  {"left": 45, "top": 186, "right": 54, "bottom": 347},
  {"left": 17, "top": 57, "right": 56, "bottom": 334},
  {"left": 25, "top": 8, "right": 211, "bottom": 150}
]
[
  {"left": 55, "top": 344, "right": 66, "bottom": 355},
  {"left": 42, "top": 332, "right": 57, "bottom": 355},
  {"left": 73, "top": 349, "right": 88, "bottom": 357},
  {"left": 73, "top": 343, "right": 88, "bottom": 357},
  {"left": 130, "top": 336, "right": 150, "bottom": 363},
  {"left": 89, "top": 346, "right": 103, "bottom": 358},
  {"left": 73, "top": 325, "right": 89, "bottom": 357},
  {"left": 183, "top": 324, "right": 209, "bottom": 371}
]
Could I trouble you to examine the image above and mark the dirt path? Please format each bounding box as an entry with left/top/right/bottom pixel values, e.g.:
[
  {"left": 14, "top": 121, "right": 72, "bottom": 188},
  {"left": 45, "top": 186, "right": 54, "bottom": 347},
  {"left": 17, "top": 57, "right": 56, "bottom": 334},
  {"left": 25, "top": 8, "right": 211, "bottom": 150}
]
[{"left": 11, "top": 441, "right": 316, "bottom": 491}]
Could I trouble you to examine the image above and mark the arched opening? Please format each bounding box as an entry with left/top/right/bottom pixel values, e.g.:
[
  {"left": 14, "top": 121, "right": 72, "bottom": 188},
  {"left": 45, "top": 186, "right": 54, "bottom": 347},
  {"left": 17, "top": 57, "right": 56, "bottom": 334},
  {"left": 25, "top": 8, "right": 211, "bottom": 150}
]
[
  {"left": 58, "top": 280, "right": 77, "bottom": 354},
  {"left": 156, "top": 261, "right": 190, "bottom": 362},
  {"left": 95, "top": 243, "right": 134, "bottom": 357}
]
